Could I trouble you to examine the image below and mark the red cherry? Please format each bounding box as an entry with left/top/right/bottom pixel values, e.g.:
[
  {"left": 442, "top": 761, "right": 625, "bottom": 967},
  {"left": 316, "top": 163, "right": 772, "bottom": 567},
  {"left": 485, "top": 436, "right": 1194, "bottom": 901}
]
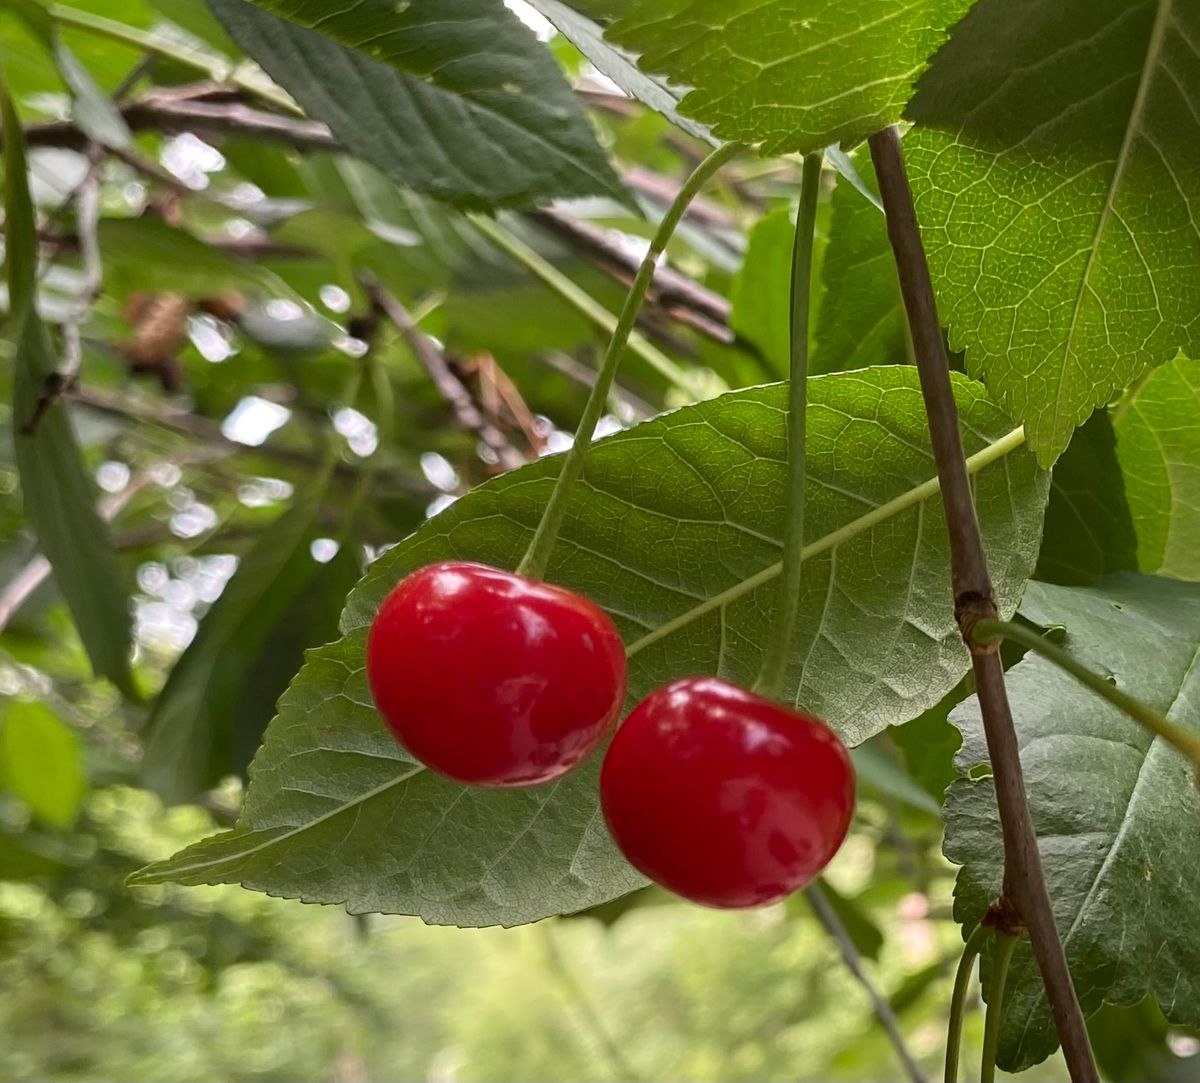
[
  {"left": 600, "top": 676, "right": 855, "bottom": 908},
  {"left": 366, "top": 561, "right": 627, "bottom": 787}
]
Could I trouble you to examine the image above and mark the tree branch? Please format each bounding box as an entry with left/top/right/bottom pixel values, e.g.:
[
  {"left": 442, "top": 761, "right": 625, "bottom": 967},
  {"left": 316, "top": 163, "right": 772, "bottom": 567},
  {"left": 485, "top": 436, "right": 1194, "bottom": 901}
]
[
  {"left": 530, "top": 208, "right": 734, "bottom": 345},
  {"left": 867, "top": 125, "right": 1098, "bottom": 1083},
  {"left": 361, "top": 276, "right": 528, "bottom": 472},
  {"left": 805, "top": 883, "right": 928, "bottom": 1083}
]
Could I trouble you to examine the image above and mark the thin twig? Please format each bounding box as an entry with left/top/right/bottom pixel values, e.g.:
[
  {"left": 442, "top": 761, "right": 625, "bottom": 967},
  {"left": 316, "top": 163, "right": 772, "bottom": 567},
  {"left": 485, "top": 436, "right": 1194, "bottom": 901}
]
[
  {"left": 867, "top": 125, "right": 1097, "bottom": 1082},
  {"left": 806, "top": 883, "right": 928, "bottom": 1083},
  {"left": 361, "top": 276, "right": 527, "bottom": 472}
]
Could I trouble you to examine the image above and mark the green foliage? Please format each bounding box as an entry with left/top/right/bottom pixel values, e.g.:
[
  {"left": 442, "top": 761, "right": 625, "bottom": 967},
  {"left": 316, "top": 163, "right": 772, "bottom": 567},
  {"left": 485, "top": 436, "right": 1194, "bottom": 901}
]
[
  {"left": 1114, "top": 354, "right": 1200, "bottom": 580},
  {"left": 1036, "top": 411, "right": 1138, "bottom": 585},
  {"left": 812, "top": 161, "right": 907, "bottom": 376},
  {"left": 0, "top": 701, "right": 86, "bottom": 829},
  {"left": 3, "top": 88, "right": 135, "bottom": 697},
  {"left": 946, "top": 576, "right": 1200, "bottom": 1070},
  {"left": 209, "top": 0, "right": 629, "bottom": 210},
  {"left": 2, "top": 2, "right": 1200, "bottom": 1077},
  {"left": 730, "top": 206, "right": 793, "bottom": 375},
  {"left": 906, "top": 0, "right": 1200, "bottom": 464},
  {"left": 574, "top": 0, "right": 973, "bottom": 154},
  {"left": 142, "top": 464, "right": 358, "bottom": 801}
]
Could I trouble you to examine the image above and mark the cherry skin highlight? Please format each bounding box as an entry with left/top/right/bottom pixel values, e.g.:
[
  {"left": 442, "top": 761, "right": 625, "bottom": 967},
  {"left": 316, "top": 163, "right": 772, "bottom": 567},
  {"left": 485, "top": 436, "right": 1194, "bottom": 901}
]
[
  {"left": 600, "top": 676, "right": 855, "bottom": 908},
  {"left": 366, "top": 561, "right": 627, "bottom": 787}
]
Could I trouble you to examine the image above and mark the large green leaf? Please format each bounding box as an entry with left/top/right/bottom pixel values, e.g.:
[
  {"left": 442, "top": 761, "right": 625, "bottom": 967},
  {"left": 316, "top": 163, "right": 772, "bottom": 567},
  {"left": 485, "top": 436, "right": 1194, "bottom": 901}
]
[
  {"left": 1114, "top": 354, "right": 1200, "bottom": 580},
  {"left": 906, "top": 0, "right": 1200, "bottom": 464},
  {"left": 1036, "top": 411, "right": 1138, "bottom": 585},
  {"left": 143, "top": 468, "right": 357, "bottom": 801},
  {"left": 811, "top": 159, "right": 907, "bottom": 375},
  {"left": 573, "top": 0, "right": 972, "bottom": 155},
  {"left": 206, "top": 0, "right": 628, "bottom": 211},
  {"left": 945, "top": 575, "right": 1200, "bottom": 1070},
  {"left": 131, "top": 367, "right": 1048, "bottom": 926},
  {"left": 3, "top": 88, "right": 135, "bottom": 697},
  {"left": 0, "top": 701, "right": 85, "bottom": 830}
]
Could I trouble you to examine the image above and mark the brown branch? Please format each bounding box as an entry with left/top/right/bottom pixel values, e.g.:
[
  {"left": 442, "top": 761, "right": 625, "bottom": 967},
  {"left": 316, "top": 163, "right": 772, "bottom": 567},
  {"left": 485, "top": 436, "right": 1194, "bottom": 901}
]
[
  {"left": 361, "top": 277, "right": 527, "bottom": 473},
  {"left": 21, "top": 89, "right": 337, "bottom": 152},
  {"left": 867, "top": 125, "right": 1098, "bottom": 1083},
  {"left": 530, "top": 208, "right": 734, "bottom": 344}
]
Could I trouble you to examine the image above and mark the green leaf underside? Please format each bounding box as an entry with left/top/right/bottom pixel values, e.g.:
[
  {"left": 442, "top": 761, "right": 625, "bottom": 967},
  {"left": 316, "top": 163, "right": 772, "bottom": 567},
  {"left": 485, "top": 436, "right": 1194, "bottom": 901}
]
[
  {"left": 208, "top": 0, "right": 628, "bottom": 211},
  {"left": 525, "top": 0, "right": 716, "bottom": 146},
  {"left": 906, "top": 0, "right": 1200, "bottom": 465},
  {"left": 1114, "top": 353, "right": 1200, "bottom": 580},
  {"left": 132, "top": 367, "right": 1047, "bottom": 927},
  {"left": 575, "top": 0, "right": 973, "bottom": 155},
  {"left": 1036, "top": 411, "right": 1138, "bottom": 586},
  {"left": 3, "top": 90, "right": 135, "bottom": 696},
  {"left": 812, "top": 159, "right": 907, "bottom": 375},
  {"left": 945, "top": 575, "right": 1200, "bottom": 1070}
]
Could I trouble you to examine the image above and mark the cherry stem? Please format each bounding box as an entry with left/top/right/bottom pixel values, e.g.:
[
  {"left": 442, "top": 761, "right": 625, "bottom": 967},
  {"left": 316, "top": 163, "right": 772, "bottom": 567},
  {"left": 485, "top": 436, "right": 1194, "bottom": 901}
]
[
  {"left": 514, "top": 141, "right": 744, "bottom": 581},
  {"left": 980, "top": 931, "right": 1019, "bottom": 1083},
  {"left": 754, "top": 150, "right": 822, "bottom": 700},
  {"left": 973, "top": 618, "right": 1200, "bottom": 776},
  {"left": 945, "top": 923, "right": 991, "bottom": 1083}
]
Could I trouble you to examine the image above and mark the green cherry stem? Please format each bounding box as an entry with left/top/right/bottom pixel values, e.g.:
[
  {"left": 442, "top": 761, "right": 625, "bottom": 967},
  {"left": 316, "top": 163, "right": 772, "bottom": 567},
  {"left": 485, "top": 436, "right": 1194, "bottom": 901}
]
[
  {"left": 512, "top": 140, "right": 744, "bottom": 581},
  {"left": 973, "top": 618, "right": 1200, "bottom": 774},
  {"left": 980, "top": 931, "right": 1020, "bottom": 1083},
  {"left": 754, "top": 150, "right": 823, "bottom": 700},
  {"left": 945, "top": 923, "right": 991, "bottom": 1083}
]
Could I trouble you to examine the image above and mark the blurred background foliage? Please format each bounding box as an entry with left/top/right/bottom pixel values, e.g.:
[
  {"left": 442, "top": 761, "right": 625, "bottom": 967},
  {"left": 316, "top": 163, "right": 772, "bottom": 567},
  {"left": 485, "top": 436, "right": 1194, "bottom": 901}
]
[{"left": 0, "top": 1, "right": 1197, "bottom": 1080}]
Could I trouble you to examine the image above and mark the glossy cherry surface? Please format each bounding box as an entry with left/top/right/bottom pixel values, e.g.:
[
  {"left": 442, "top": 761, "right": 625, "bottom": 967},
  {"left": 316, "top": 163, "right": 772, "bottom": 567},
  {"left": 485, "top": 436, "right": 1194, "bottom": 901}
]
[
  {"left": 600, "top": 676, "right": 854, "bottom": 908},
  {"left": 366, "top": 561, "right": 627, "bottom": 787}
]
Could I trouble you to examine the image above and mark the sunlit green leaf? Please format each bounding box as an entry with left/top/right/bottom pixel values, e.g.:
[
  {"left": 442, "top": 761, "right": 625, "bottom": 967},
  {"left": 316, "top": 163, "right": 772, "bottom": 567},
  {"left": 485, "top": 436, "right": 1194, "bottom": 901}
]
[
  {"left": 906, "top": 0, "right": 1200, "bottom": 464},
  {"left": 573, "top": 0, "right": 973, "bottom": 154}
]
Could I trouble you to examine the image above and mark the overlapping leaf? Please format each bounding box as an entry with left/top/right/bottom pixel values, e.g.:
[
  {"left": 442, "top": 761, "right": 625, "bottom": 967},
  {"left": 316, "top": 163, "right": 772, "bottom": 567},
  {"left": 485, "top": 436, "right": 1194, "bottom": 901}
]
[
  {"left": 132, "top": 367, "right": 1048, "bottom": 926},
  {"left": 946, "top": 575, "right": 1200, "bottom": 1070},
  {"left": 1036, "top": 411, "right": 1138, "bottom": 585},
  {"left": 906, "top": 0, "right": 1200, "bottom": 464},
  {"left": 571, "top": 0, "right": 972, "bottom": 154},
  {"left": 1114, "top": 354, "right": 1200, "bottom": 580},
  {"left": 207, "top": 0, "right": 628, "bottom": 210},
  {"left": 812, "top": 160, "right": 907, "bottom": 375}
]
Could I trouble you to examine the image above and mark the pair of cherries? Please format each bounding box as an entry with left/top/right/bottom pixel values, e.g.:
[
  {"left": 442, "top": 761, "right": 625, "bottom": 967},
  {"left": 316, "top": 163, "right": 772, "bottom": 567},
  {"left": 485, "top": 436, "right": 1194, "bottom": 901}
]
[{"left": 366, "top": 561, "right": 855, "bottom": 908}]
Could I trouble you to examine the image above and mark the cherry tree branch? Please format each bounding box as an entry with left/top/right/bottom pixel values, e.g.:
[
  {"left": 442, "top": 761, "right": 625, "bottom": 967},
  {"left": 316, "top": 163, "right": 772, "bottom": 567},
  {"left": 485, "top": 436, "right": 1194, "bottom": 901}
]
[
  {"left": 361, "top": 276, "right": 528, "bottom": 472},
  {"left": 866, "top": 125, "right": 1098, "bottom": 1083}
]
